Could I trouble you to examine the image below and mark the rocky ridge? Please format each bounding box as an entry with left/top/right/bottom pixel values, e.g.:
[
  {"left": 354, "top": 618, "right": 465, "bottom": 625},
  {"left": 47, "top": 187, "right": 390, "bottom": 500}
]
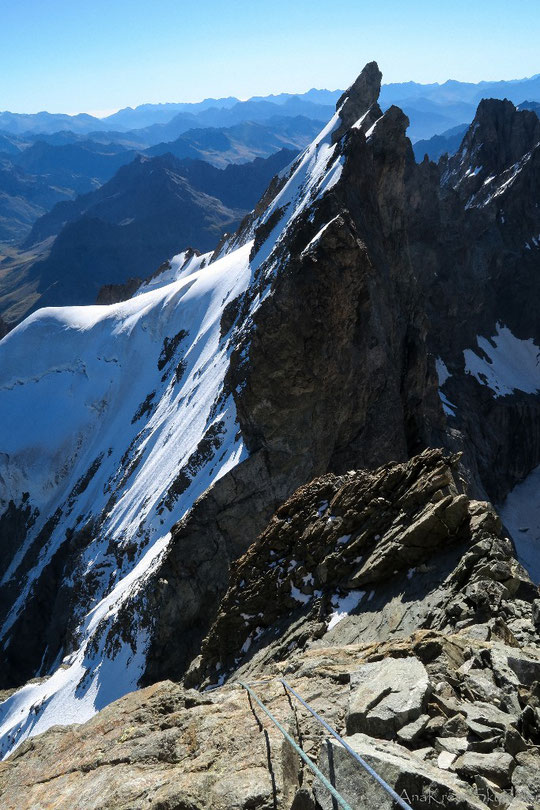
[
  {"left": 191, "top": 450, "right": 538, "bottom": 685},
  {"left": 142, "top": 65, "right": 540, "bottom": 691},
  {"left": 1, "top": 450, "right": 539, "bottom": 808},
  {"left": 1, "top": 60, "right": 540, "bottom": 802}
]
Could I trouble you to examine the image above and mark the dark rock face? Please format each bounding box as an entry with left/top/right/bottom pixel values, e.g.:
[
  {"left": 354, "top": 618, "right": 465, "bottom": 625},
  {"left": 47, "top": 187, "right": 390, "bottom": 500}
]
[
  {"left": 0, "top": 509, "right": 99, "bottom": 690},
  {"left": 423, "top": 101, "right": 540, "bottom": 499},
  {"left": 95, "top": 277, "right": 142, "bottom": 304},
  {"left": 230, "top": 212, "right": 436, "bottom": 482},
  {"left": 445, "top": 99, "right": 540, "bottom": 197},
  {"left": 228, "top": 87, "right": 441, "bottom": 487},
  {"left": 142, "top": 452, "right": 286, "bottom": 686},
  {"left": 145, "top": 72, "right": 540, "bottom": 687},
  {"left": 226, "top": 89, "right": 540, "bottom": 514},
  {"left": 0, "top": 497, "right": 37, "bottom": 581},
  {"left": 332, "top": 61, "right": 383, "bottom": 141}
]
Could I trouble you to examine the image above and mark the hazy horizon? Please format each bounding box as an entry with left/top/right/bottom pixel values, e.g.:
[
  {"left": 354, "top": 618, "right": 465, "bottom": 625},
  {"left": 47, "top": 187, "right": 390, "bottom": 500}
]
[
  {"left": 3, "top": 69, "right": 540, "bottom": 119},
  {"left": 2, "top": 0, "right": 540, "bottom": 115}
]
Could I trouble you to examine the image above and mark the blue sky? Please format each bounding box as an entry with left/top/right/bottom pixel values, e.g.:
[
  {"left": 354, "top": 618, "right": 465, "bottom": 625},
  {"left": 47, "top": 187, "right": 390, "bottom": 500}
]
[{"left": 1, "top": 0, "right": 539, "bottom": 115}]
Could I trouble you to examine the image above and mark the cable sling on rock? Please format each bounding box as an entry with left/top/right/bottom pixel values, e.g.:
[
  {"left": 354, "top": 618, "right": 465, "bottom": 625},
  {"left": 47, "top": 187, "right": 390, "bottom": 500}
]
[
  {"left": 238, "top": 680, "right": 354, "bottom": 810},
  {"left": 279, "top": 678, "right": 413, "bottom": 810}
]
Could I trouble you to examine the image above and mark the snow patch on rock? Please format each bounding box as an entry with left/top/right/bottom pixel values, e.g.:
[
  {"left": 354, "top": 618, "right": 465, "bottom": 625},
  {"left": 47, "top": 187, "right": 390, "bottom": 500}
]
[
  {"left": 464, "top": 323, "right": 540, "bottom": 397},
  {"left": 328, "top": 590, "right": 365, "bottom": 630}
]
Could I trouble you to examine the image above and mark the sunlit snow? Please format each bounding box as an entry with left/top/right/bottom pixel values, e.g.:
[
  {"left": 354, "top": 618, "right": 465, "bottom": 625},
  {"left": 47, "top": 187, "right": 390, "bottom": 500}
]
[
  {"left": 464, "top": 324, "right": 540, "bottom": 398},
  {"left": 249, "top": 111, "right": 344, "bottom": 268},
  {"left": 0, "top": 94, "right": 364, "bottom": 758},
  {"left": 0, "top": 243, "right": 253, "bottom": 756},
  {"left": 327, "top": 590, "right": 365, "bottom": 630}
]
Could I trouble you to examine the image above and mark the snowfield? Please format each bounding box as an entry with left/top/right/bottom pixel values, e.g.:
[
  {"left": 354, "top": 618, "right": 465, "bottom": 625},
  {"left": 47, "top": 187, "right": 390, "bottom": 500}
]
[
  {"left": 500, "top": 466, "right": 540, "bottom": 584},
  {"left": 0, "top": 107, "right": 352, "bottom": 758},
  {"left": 0, "top": 243, "right": 252, "bottom": 756}
]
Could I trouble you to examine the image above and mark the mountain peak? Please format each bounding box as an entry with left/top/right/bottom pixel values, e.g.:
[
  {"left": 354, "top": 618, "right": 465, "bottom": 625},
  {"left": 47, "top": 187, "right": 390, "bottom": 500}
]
[
  {"left": 332, "top": 61, "right": 382, "bottom": 142},
  {"left": 336, "top": 61, "right": 382, "bottom": 114},
  {"left": 468, "top": 98, "right": 539, "bottom": 161},
  {"left": 444, "top": 97, "right": 540, "bottom": 200}
]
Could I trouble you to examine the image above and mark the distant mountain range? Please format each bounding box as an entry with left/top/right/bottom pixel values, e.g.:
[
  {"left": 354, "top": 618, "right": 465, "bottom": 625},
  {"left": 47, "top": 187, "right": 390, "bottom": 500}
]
[
  {"left": 519, "top": 100, "right": 540, "bottom": 114},
  {"left": 0, "top": 149, "right": 296, "bottom": 325},
  {"left": 2, "top": 74, "right": 540, "bottom": 142},
  {"left": 1, "top": 75, "right": 539, "bottom": 247},
  {"left": 0, "top": 94, "right": 337, "bottom": 138},
  {"left": 0, "top": 117, "right": 320, "bottom": 244},
  {"left": 412, "top": 124, "right": 469, "bottom": 162},
  {"left": 379, "top": 74, "right": 540, "bottom": 139},
  {"left": 0, "top": 159, "right": 75, "bottom": 243},
  {"left": 413, "top": 100, "right": 540, "bottom": 161},
  {"left": 145, "top": 116, "right": 322, "bottom": 166},
  {"left": 1, "top": 73, "right": 539, "bottom": 330}
]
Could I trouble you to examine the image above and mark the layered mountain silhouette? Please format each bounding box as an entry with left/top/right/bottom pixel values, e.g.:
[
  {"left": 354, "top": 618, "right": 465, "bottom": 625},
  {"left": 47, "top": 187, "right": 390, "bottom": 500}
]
[
  {"left": 0, "top": 149, "right": 295, "bottom": 321},
  {"left": 2, "top": 74, "right": 540, "bottom": 138},
  {"left": 0, "top": 118, "right": 321, "bottom": 247},
  {"left": 2, "top": 77, "right": 540, "bottom": 251}
]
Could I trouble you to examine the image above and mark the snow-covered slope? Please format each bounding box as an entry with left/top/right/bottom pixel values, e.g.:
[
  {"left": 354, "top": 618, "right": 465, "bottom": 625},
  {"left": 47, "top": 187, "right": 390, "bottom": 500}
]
[
  {"left": 0, "top": 243, "right": 252, "bottom": 755},
  {"left": 464, "top": 324, "right": 540, "bottom": 398},
  {"left": 3, "top": 63, "right": 539, "bottom": 766},
  {"left": 0, "top": 94, "right": 359, "bottom": 757}
]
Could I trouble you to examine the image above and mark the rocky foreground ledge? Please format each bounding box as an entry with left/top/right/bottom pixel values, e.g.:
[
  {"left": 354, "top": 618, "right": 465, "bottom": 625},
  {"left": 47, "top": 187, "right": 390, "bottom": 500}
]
[
  {"left": 1, "top": 450, "right": 539, "bottom": 809},
  {"left": 1, "top": 630, "right": 538, "bottom": 809}
]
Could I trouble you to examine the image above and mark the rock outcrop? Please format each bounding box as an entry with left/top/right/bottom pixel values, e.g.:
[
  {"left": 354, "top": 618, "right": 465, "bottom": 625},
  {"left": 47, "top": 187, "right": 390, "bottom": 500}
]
[
  {"left": 332, "top": 60, "right": 383, "bottom": 141},
  {"left": 95, "top": 276, "right": 143, "bottom": 304},
  {"left": 190, "top": 450, "right": 537, "bottom": 686},
  {"left": 346, "top": 656, "right": 431, "bottom": 738},
  {"left": 2, "top": 447, "right": 540, "bottom": 808},
  {"left": 2, "top": 633, "right": 539, "bottom": 808}
]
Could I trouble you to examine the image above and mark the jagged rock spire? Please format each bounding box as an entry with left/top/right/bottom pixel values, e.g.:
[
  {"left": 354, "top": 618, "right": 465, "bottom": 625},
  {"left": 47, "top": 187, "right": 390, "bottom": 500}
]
[
  {"left": 332, "top": 61, "right": 383, "bottom": 142},
  {"left": 444, "top": 97, "right": 540, "bottom": 202},
  {"left": 464, "top": 98, "right": 540, "bottom": 174}
]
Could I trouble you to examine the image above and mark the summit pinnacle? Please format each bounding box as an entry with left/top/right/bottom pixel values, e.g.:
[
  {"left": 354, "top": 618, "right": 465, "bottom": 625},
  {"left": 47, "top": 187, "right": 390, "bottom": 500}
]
[{"left": 332, "top": 60, "right": 383, "bottom": 142}]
